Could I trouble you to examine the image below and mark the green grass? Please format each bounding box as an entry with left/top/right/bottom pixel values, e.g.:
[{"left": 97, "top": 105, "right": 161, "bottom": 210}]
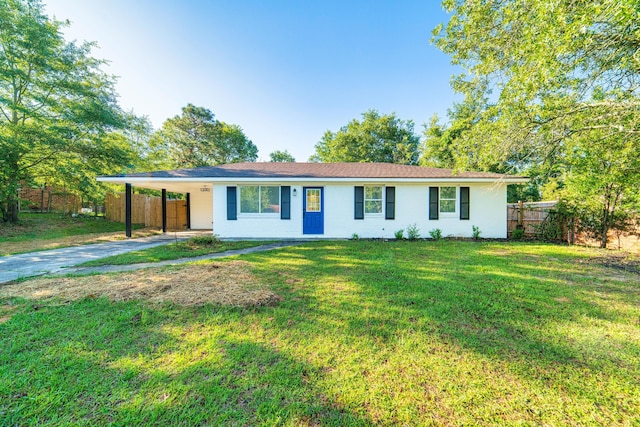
[
  {"left": 1, "top": 241, "right": 639, "bottom": 425},
  {"left": 0, "top": 213, "right": 138, "bottom": 242},
  {"left": 77, "top": 236, "right": 271, "bottom": 266},
  {"left": 0, "top": 213, "right": 147, "bottom": 255}
]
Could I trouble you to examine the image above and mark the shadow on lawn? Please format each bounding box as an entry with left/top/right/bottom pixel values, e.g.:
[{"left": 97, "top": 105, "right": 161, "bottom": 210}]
[
  {"left": 0, "top": 298, "right": 373, "bottom": 426},
  {"left": 246, "top": 241, "right": 640, "bottom": 418},
  {"left": 2, "top": 240, "right": 638, "bottom": 425}
]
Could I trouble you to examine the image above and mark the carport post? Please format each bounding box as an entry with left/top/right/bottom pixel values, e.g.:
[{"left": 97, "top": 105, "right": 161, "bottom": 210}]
[
  {"left": 186, "top": 192, "right": 191, "bottom": 229},
  {"left": 125, "top": 183, "right": 132, "bottom": 238},
  {"left": 161, "top": 189, "right": 167, "bottom": 233}
]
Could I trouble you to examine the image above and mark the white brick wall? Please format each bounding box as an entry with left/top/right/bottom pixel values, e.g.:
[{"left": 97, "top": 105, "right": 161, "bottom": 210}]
[{"left": 209, "top": 181, "right": 507, "bottom": 239}]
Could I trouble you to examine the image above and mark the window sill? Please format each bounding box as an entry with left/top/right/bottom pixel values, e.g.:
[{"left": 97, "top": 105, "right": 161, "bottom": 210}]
[
  {"left": 438, "top": 213, "right": 458, "bottom": 219},
  {"left": 238, "top": 214, "right": 281, "bottom": 219}
]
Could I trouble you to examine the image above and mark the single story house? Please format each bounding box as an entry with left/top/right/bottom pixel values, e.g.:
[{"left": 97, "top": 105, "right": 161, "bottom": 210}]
[{"left": 98, "top": 162, "right": 527, "bottom": 239}]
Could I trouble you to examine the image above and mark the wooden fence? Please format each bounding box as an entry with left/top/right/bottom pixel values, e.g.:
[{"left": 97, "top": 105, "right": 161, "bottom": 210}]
[
  {"left": 19, "top": 185, "right": 81, "bottom": 214},
  {"left": 507, "top": 201, "right": 639, "bottom": 252},
  {"left": 507, "top": 201, "right": 559, "bottom": 237},
  {"left": 105, "top": 193, "right": 188, "bottom": 230}
]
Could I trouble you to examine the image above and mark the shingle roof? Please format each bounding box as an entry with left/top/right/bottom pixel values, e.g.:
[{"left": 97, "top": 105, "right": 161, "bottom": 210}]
[{"left": 116, "top": 162, "right": 524, "bottom": 180}]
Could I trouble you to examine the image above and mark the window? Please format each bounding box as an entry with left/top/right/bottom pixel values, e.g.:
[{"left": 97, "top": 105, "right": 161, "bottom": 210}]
[
  {"left": 306, "top": 188, "right": 321, "bottom": 212},
  {"left": 240, "top": 186, "right": 280, "bottom": 214},
  {"left": 365, "top": 186, "right": 383, "bottom": 214},
  {"left": 440, "top": 186, "right": 456, "bottom": 214}
]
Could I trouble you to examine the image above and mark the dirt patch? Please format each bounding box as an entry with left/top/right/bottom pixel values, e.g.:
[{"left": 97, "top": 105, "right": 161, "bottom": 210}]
[
  {"left": 0, "top": 303, "right": 17, "bottom": 323},
  {"left": 586, "top": 252, "right": 640, "bottom": 275},
  {"left": 0, "top": 261, "right": 281, "bottom": 307}
]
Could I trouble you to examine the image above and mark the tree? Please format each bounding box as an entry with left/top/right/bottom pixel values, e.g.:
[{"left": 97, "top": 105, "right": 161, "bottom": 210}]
[
  {"left": 148, "top": 104, "right": 257, "bottom": 169},
  {"left": 0, "top": 0, "right": 134, "bottom": 223},
  {"left": 544, "top": 130, "right": 640, "bottom": 248},
  {"left": 311, "top": 110, "right": 420, "bottom": 164},
  {"left": 269, "top": 150, "right": 295, "bottom": 162},
  {"left": 431, "top": 0, "right": 640, "bottom": 246}
]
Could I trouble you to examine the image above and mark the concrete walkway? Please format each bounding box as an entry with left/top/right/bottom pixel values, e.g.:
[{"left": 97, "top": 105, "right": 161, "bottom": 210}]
[
  {"left": 62, "top": 241, "right": 305, "bottom": 276},
  {"left": 0, "top": 231, "right": 208, "bottom": 284}
]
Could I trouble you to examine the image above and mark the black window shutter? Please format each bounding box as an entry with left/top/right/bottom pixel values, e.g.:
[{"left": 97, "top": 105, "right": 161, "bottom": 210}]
[
  {"left": 429, "top": 187, "right": 439, "bottom": 220},
  {"left": 460, "top": 186, "right": 470, "bottom": 220},
  {"left": 354, "top": 186, "right": 364, "bottom": 219},
  {"left": 227, "top": 186, "right": 237, "bottom": 220},
  {"left": 281, "top": 186, "right": 291, "bottom": 220},
  {"left": 385, "top": 186, "right": 395, "bottom": 220}
]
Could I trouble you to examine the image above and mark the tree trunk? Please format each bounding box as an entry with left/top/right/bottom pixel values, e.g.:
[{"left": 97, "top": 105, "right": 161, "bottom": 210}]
[
  {"left": 63, "top": 185, "right": 68, "bottom": 215},
  {"left": 2, "top": 195, "right": 19, "bottom": 223},
  {"left": 600, "top": 204, "right": 610, "bottom": 249}
]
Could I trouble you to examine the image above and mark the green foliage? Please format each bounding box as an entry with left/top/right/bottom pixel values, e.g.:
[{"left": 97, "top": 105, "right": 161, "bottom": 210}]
[
  {"left": 148, "top": 104, "right": 258, "bottom": 169},
  {"left": 532, "top": 202, "right": 574, "bottom": 242},
  {"left": 268, "top": 150, "right": 295, "bottom": 162},
  {"left": 431, "top": 0, "right": 640, "bottom": 242},
  {"left": 406, "top": 223, "right": 421, "bottom": 240},
  {"left": 394, "top": 229, "right": 404, "bottom": 240},
  {"left": 2, "top": 241, "right": 639, "bottom": 425},
  {"left": 351, "top": 233, "right": 360, "bottom": 241},
  {"left": 188, "top": 234, "right": 221, "bottom": 246},
  {"left": 472, "top": 225, "right": 481, "bottom": 240},
  {"left": 0, "top": 0, "right": 137, "bottom": 222},
  {"left": 547, "top": 138, "right": 640, "bottom": 247},
  {"left": 311, "top": 110, "right": 420, "bottom": 164},
  {"left": 534, "top": 219, "right": 563, "bottom": 242},
  {"left": 511, "top": 227, "right": 525, "bottom": 240},
  {"left": 428, "top": 228, "right": 442, "bottom": 240}
]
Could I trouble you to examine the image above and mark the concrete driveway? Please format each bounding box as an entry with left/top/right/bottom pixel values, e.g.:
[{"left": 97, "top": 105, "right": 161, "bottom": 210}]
[{"left": 0, "top": 232, "right": 207, "bottom": 284}]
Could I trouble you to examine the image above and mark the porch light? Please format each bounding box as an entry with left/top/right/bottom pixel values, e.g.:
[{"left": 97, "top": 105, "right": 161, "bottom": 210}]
[{"left": 292, "top": 188, "right": 297, "bottom": 197}]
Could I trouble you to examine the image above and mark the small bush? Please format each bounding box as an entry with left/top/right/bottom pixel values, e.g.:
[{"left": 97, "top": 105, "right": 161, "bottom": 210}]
[
  {"left": 428, "top": 228, "right": 442, "bottom": 241},
  {"left": 511, "top": 227, "right": 525, "bottom": 240},
  {"left": 472, "top": 225, "right": 482, "bottom": 240},
  {"left": 406, "top": 224, "right": 420, "bottom": 240},
  {"left": 394, "top": 229, "right": 404, "bottom": 240},
  {"left": 351, "top": 233, "right": 360, "bottom": 240},
  {"left": 189, "top": 235, "right": 221, "bottom": 246},
  {"left": 535, "top": 215, "right": 564, "bottom": 241}
]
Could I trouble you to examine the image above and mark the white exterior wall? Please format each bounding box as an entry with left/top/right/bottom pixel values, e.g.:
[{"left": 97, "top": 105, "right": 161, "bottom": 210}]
[
  {"left": 209, "top": 181, "right": 508, "bottom": 239},
  {"left": 189, "top": 189, "right": 213, "bottom": 229}
]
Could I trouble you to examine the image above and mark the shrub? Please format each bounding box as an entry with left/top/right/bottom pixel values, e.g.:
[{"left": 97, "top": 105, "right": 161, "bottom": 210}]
[
  {"left": 428, "top": 228, "right": 442, "bottom": 241},
  {"left": 535, "top": 213, "right": 564, "bottom": 241},
  {"left": 472, "top": 225, "right": 482, "bottom": 240},
  {"left": 189, "top": 235, "right": 221, "bottom": 246},
  {"left": 406, "top": 224, "right": 420, "bottom": 240},
  {"left": 394, "top": 229, "right": 404, "bottom": 240},
  {"left": 351, "top": 233, "right": 360, "bottom": 240},
  {"left": 511, "top": 227, "right": 525, "bottom": 240}
]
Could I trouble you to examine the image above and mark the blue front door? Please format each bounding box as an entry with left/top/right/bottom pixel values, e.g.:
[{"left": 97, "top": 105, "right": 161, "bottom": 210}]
[{"left": 303, "top": 187, "right": 324, "bottom": 235}]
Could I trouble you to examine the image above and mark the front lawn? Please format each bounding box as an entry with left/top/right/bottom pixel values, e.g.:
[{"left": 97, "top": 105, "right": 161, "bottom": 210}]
[
  {"left": 77, "top": 236, "right": 271, "bottom": 267},
  {"left": 0, "top": 213, "right": 148, "bottom": 255},
  {"left": 1, "top": 241, "right": 638, "bottom": 425}
]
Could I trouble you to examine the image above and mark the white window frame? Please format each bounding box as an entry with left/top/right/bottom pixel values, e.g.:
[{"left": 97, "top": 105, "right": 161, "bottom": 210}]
[
  {"left": 439, "top": 186, "right": 457, "bottom": 217},
  {"left": 364, "top": 185, "right": 384, "bottom": 216},
  {"left": 238, "top": 185, "right": 280, "bottom": 217}
]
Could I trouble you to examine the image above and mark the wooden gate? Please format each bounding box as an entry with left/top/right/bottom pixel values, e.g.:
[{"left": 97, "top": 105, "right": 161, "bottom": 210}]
[{"left": 105, "top": 193, "right": 188, "bottom": 230}]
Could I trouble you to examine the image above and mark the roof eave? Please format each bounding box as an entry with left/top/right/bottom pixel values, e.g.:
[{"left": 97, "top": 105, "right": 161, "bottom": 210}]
[{"left": 97, "top": 176, "right": 529, "bottom": 184}]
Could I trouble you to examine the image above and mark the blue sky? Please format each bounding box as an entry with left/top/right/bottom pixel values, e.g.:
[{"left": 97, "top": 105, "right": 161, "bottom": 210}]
[{"left": 44, "top": 0, "right": 458, "bottom": 161}]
